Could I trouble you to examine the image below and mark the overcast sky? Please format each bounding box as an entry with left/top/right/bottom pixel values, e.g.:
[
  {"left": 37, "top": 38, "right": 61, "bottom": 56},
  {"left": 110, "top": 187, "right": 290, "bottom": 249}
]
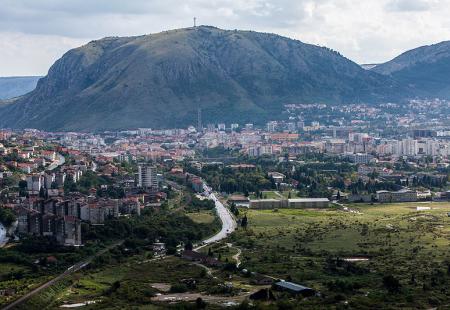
[{"left": 1, "top": 0, "right": 450, "bottom": 76}]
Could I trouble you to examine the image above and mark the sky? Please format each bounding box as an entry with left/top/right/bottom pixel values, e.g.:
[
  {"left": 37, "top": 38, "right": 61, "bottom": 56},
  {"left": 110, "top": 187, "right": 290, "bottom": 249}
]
[{"left": 0, "top": 0, "right": 450, "bottom": 76}]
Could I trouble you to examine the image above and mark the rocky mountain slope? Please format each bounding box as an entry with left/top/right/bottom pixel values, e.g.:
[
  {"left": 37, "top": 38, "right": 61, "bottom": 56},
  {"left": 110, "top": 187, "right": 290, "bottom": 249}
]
[{"left": 0, "top": 26, "right": 401, "bottom": 131}]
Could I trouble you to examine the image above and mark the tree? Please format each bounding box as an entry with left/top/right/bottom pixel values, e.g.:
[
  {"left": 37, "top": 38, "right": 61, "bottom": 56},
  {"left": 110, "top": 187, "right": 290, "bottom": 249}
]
[
  {"left": 18, "top": 180, "right": 27, "bottom": 189},
  {"left": 196, "top": 297, "right": 206, "bottom": 309},
  {"left": 184, "top": 240, "right": 193, "bottom": 251},
  {"left": 39, "top": 186, "right": 46, "bottom": 198},
  {"left": 0, "top": 207, "right": 16, "bottom": 227},
  {"left": 241, "top": 215, "right": 248, "bottom": 229},
  {"left": 230, "top": 203, "right": 239, "bottom": 216},
  {"left": 383, "top": 275, "right": 401, "bottom": 293}
]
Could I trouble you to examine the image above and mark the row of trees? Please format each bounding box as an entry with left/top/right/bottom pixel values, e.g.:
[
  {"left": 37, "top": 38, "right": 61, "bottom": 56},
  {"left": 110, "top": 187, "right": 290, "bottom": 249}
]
[{"left": 83, "top": 208, "right": 219, "bottom": 253}]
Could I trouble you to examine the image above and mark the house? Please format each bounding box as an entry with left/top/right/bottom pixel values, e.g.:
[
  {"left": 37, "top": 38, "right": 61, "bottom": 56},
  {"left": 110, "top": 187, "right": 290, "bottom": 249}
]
[
  {"left": 191, "top": 178, "right": 204, "bottom": 193},
  {"left": 273, "top": 281, "right": 315, "bottom": 296},
  {"left": 41, "top": 150, "right": 56, "bottom": 161},
  {"left": 18, "top": 163, "right": 34, "bottom": 174},
  {"left": 182, "top": 250, "right": 223, "bottom": 267},
  {"left": 227, "top": 195, "right": 250, "bottom": 207},
  {"left": 268, "top": 172, "right": 286, "bottom": 184},
  {"left": 152, "top": 242, "right": 166, "bottom": 254}
]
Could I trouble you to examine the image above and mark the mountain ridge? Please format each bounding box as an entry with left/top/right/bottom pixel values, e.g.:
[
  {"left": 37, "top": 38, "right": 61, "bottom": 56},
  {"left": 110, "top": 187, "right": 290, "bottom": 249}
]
[
  {"left": 372, "top": 40, "right": 450, "bottom": 97},
  {"left": 0, "top": 26, "right": 406, "bottom": 131},
  {"left": 0, "top": 76, "right": 41, "bottom": 100}
]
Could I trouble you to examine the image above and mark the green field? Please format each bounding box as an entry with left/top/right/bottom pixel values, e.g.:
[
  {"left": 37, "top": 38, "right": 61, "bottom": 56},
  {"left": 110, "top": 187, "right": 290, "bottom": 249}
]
[
  {"left": 0, "top": 263, "right": 29, "bottom": 278},
  {"left": 230, "top": 202, "right": 450, "bottom": 308},
  {"left": 186, "top": 210, "right": 217, "bottom": 224},
  {"left": 249, "top": 191, "right": 282, "bottom": 199}
]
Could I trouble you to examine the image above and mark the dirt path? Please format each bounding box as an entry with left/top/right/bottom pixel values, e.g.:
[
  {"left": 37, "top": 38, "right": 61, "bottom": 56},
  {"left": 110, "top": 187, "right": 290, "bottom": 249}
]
[{"left": 228, "top": 244, "right": 242, "bottom": 267}]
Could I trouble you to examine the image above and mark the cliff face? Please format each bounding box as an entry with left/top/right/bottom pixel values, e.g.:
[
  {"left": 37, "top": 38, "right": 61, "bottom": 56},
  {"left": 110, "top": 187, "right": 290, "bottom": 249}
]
[{"left": 0, "top": 26, "right": 399, "bottom": 131}]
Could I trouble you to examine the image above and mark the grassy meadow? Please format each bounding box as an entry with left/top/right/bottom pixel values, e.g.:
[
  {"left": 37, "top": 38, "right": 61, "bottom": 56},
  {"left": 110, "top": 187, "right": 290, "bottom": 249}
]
[{"left": 230, "top": 201, "right": 450, "bottom": 308}]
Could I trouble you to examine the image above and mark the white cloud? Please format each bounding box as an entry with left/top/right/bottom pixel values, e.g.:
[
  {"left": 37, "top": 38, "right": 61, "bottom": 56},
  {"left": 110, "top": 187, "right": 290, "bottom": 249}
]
[
  {"left": 0, "top": 0, "right": 449, "bottom": 75},
  {"left": 385, "top": 0, "right": 436, "bottom": 12},
  {"left": 0, "top": 32, "right": 85, "bottom": 76}
]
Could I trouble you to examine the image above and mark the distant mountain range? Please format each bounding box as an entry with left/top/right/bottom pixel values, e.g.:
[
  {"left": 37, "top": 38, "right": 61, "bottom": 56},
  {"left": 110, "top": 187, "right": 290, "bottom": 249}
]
[
  {"left": 0, "top": 27, "right": 448, "bottom": 131},
  {"left": 0, "top": 76, "right": 41, "bottom": 100},
  {"left": 371, "top": 41, "right": 450, "bottom": 98}
]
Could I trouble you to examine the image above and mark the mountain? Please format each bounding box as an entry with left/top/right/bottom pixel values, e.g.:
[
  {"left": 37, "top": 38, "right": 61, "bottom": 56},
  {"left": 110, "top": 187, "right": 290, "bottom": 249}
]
[
  {"left": 0, "top": 26, "right": 400, "bottom": 131},
  {"left": 0, "top": 76, "right": 41, "bottom": 100},
  {"left": 372, "top": 41, "right": 450, "bottom": 98}
]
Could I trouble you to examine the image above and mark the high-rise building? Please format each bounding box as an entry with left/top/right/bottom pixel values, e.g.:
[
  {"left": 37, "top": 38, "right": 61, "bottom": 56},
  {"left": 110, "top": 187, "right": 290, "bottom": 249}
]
[
  {"left": 138, "top": 164, "right": 158, "bottom": 189},
  {"left": 266, "top": 121, "right": 277, "bottom": 132}
]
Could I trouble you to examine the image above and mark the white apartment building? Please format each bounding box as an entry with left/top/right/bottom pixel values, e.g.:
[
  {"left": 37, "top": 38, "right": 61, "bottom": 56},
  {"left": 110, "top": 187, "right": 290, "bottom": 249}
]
[
  {"left": 266, "top": 121, "right": 278, "bottom": 132},
  {"left": 138, "top": 164, "right": 158, "bottom": 189},
  {"left": 346, "top": 153, "right": 373, "bottom": 164},
  {"left": 247, "top": 145, "right": 273, "bottom": 157}
]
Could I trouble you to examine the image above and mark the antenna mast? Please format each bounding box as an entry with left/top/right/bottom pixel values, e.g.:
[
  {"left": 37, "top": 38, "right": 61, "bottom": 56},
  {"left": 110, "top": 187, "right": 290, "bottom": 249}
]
[{"left": 194, "top": 17, "right": 197, "bottom": 27}]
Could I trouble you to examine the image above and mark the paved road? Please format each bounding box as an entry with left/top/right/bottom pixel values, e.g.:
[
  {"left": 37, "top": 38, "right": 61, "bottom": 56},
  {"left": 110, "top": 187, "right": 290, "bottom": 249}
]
[
  {"left": 2, "top": 240, "right": 123, "bottom": 310},
  {"left": 196, "top": 184, "right": 237, "bottom": 250},
  {"left": 47, "top": 153, "right": 65, "bottom": 171}
]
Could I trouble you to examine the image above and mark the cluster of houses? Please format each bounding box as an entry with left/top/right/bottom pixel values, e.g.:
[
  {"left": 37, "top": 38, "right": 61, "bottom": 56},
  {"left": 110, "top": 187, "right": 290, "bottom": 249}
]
[{"left": 169, "top": 167, "right": 205, "bottom": 193}]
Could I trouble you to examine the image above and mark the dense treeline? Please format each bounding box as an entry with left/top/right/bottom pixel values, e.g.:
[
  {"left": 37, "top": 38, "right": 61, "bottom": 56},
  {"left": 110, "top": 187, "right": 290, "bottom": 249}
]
[
  {"left": 83, "top": 209, "right": 219, "bottom": 252},
  {"left": 199, "top": 165, "right": 274, "bottom": 194},
  {"left": 184, "top": 194, "right": 215, "bottom": 212}
]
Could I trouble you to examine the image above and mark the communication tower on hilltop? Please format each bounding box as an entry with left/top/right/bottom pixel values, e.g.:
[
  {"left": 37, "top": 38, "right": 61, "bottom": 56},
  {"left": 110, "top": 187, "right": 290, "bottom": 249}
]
[{"left": 194, "top": 17, "right": 197, "bottom": 27}]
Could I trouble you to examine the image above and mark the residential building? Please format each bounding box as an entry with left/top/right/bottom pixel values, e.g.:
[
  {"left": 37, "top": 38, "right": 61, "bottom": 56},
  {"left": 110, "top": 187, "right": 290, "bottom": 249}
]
[
  {"left": 376, "top": 189, "right": 418, "bottom": 203},
  {"left": 138, "top": 164, "right": 158, "bottom": 189}
]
